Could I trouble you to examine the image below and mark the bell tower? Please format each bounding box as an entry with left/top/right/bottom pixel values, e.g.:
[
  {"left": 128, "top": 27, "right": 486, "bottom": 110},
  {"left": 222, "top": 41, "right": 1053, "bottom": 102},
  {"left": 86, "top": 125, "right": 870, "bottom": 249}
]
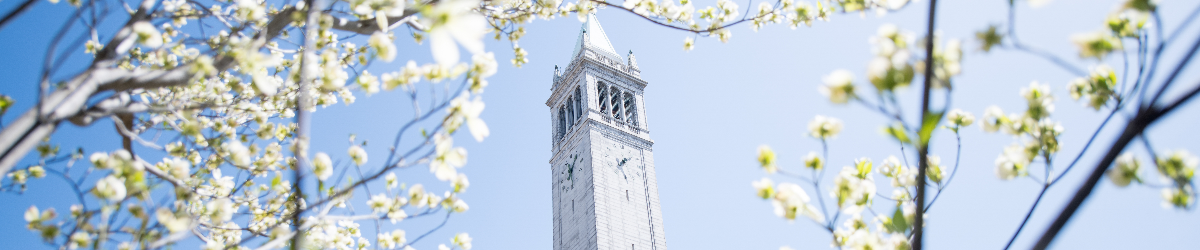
[{"left": 547, "top": 14, "right": 667, "bottom": 250}]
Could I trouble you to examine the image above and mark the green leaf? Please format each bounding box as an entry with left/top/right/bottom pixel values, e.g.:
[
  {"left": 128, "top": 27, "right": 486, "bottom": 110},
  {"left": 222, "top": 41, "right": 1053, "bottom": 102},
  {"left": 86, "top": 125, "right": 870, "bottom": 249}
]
[
  {"left": 919, "top": 111, "right": 945, "bottom": 147},
  {"left": 891, "top": 207, "right": 909, "bottom": 233},
  {"left": 883, "top": 123, "right": 911, "bottom": 145},
  {"left": 855, "top": 159, "right": 872, "bottom": 177},
  {"left": 0, "top": 94, "right": 12, "bottom": 115},
  {"left": 928, "top": 163, "right": 943, "bottom": 183},
  {"left": 36, "top": 143, "right": 59, "bottom": 158}
]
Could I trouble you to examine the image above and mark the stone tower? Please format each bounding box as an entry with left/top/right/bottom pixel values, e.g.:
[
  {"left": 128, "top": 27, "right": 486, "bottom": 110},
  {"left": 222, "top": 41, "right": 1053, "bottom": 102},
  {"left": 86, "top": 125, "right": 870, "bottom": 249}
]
[{"left": 547, "top": 14, "right": 667, "bottom": 250}]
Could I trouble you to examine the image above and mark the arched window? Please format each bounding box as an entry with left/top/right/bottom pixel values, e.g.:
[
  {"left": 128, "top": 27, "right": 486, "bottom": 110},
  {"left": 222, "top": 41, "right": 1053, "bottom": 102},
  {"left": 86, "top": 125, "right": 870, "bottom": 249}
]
[
  {"left": 557, "top": 108, "right": 566, "bottom": 141},
  {"left": 624, "top": 92, "right": 638, "bottom": 126},
  {"left": 565, "top": 102, "right": 573, "bottom": 128},
  {"left": 574, "top": 87, "right": 583, "bottom": 122},
  {"left": 610, "top": 86, "right": 622, "bottom": 120},
  {"left": 598, "top": 83, "right": 609, "bottom": 113}
]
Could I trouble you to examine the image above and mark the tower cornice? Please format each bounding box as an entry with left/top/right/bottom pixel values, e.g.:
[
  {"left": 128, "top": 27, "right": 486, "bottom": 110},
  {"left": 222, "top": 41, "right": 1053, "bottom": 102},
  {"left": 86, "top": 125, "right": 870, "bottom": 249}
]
[{"left": 547, "top": 48, "right": 646, "bottom": 107}]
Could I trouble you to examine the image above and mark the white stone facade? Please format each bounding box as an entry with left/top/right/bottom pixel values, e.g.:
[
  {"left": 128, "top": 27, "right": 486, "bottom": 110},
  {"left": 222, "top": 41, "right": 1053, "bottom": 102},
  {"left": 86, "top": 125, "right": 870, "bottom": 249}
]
[{"left": 547, "top": 14, "right": 667, "bottom": 250}]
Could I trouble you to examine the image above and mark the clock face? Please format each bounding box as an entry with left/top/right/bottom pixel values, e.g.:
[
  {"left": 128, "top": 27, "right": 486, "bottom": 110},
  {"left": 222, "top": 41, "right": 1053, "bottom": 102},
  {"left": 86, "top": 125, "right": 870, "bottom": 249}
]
[
  {"left": 559, "top": 152, "right": 583, "bottom": 192},
  {"left": 607, "top": 144, "right": 643, "bottom": 185}
]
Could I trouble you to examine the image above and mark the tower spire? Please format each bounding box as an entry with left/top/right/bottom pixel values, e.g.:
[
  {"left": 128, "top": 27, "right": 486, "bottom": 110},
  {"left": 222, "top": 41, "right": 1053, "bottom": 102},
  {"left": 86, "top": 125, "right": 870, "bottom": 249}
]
[{"left": 571, "top": 13, "right": 621, "bottom": 62}]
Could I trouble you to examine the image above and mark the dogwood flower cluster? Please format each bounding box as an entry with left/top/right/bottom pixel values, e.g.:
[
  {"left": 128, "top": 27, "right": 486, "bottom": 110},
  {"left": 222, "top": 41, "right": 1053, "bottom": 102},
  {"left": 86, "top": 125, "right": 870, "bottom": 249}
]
[
  {"left": 981, "top": 81, "right": 1064, "bottom": 180},
  {"left": 832, "top": 210, "right": 913, "bottom": 250},
  {"left": 1067, "top": 65, "right": 1119, "bottom": 110},
  {"left": 1154, "top": 150, "right": 1198, "bottom": 208},
  {"left": 1, "top": 0, "right": 514, "bottom": 247},
  {"left": 754, "top": 178, "right": 826, "bottom": 222},
  {"left": 481, "top": 0, "right": 913, "bottom": 55},
  {"left": 877, "top": 156, "right": 915, "bottom": 188},
  {"left": 808, "top": 115, "right": 844, "bottom": 139},
  {"left": 1069, "top": 1, "right": 1151, "bottom": 60},
  {"left": 945, "top": 108, "right": 975, "bottom": 132},
  {"left": 821, "top": 69, "right": 857, "bottom": 104},
  {"left": 750, "top": 1, "right": 1200, "bottom": 249},
  {"left": 755, "top": 117, "right": 933, "bottom": 249},
  {"left": 1106, "top": 153, "right": 1143, "bottom": 187},
  {"left": 1071, "top": 31, "right": 1122, "bottom": 60},
  {"left": 753, "top": 22, "right": 980, "bottom": 250},
  {"left": 819, "top": 24, "right": 962, "bottom": 104},
  {"left": 1107, "top": 150, "right": 1198, "bottom": 209},
  {"left": 758, "top": 145, "right": 778, "bottom": 174},
  {"left": 867, "top": 24, "right": 916, "bottom": 92},
  {"left": 755, "top": 151, "right": 923, "bottom": 249},
  {"left": 834, "top": 159, "right": 878, "bottom": 215}
]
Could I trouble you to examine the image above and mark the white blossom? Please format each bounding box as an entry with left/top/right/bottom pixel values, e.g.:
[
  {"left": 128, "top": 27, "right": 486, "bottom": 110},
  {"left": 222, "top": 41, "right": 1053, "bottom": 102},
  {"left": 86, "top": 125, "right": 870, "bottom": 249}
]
[
  {"left": 757, "top": 145, "right": 777, "bottom": 174},
  {"left": 1107, "top": 153, "right": 1142, "bottom": 187},
  {"left": 348, "top": 145, "right": 368, "bottom": 166},
  {"left": 995, "top": 144, "right": 1030, "bottom": 180},
  {"left": 235, "top": 0, "right": 267, "bottom": 22},
  {"left": 93, "top": 175, "right": 127, "bottom": 202},
  {"left": 447, "top": 93, "right": 490, "bottom": 142},
  {"left": 425, "top": 0, "right": 487, "bottom": 66},
  {"left": 131, "top": 21, "right": 163, "bottom": 48},
  {"left": 156, "top": 208, "right": 189, "bottom": 233},
  {"left": 369, "top": 32, "right": 398, "bottom": 62},
  {"left": 804, "top": 151, "right": 823, "bottom": 170},
  {"left": 833, "top": 166, "right": 876, "bottom": 215},
  {"left": 68, "top": 231, "right": 90, "bottom": 249},
  {"left": 808, "top": 115, "right": 844, "bottom": 139},
  {"left": 378, "top": 229, "right": 406, "bottom": 249},
  {"left": 753, "top": 178, "right": 775, "bottom": 199},
  {"left": 223, "top": 141, "right": 252, "bottom": 168},
  {"left": 451, "top": 198, "right": 470, "bottom": 213},
  {"left": 209, "top": 169, "right": 235, "bottom": 197},
  {"left": 368, "top": 193, "right": 394, "bottom": 214},
  {"left": 206, "top": 198, "right": 235, "bottom": 223},
  {"left": 981, "top": 105, "right": 1005, "bottom": 133},
  {"left": 820, "top": 69, "right": 856, "bottom": 104},
  {"left": 430, "top": 133, "right": 467, "bottom": 181},
  {"left": 314, "top": 152, "right": 334, "bottom": 181},
  {"left": 385, "top": 172, "right": 398, "bottom": 190},
  {"left": 946, "top": 109, "right": 974, "bottom": 128},
  {"left": 452, "top": 233, "right": 473, "bottom": 249},
  {"left": 161, "top": 157, "right": 191, "bottom": 181},
  {"left": 23, "top": 206, "right": 39, "bottom": 223},
  {"left": 452, "top": 173, "right": 470, "bottom": 193}
]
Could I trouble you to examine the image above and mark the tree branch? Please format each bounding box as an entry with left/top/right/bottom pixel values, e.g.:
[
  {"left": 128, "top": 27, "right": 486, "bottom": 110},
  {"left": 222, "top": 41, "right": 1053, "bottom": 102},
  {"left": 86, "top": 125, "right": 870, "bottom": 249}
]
[
  {"left": 0, "top": 6, "right": 298, "bottom": 185},
  {"left": 330, "top": 9, "right": 422, "bottom": 34},
  {"left": 1034, "top": 71, "right": 1200, "bottom": 249},
  {"left": 292, "top": 0, "right": 322, "bottom": 248},
  {"left": 1030, "top": 108, "right": 1154, "bottom": 249},
  {"left": 912, "top": 1, "right": 939, "bottom": 249},
  {"left": 0, "top": 0, "right": 36, "bottom": 31}
]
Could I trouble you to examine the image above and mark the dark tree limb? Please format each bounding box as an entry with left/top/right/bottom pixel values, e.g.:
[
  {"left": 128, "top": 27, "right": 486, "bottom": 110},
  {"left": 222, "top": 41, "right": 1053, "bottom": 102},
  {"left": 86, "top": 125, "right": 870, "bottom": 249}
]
[
  {"left": 0, "top": 0, "right": 37, "bottom": 31},
  {"left": 1033, "top": 55, "right": 1200, "bottom": 250},
  {"left": 1030, "top": 107, "right": 1156, "bottom": 250},
  {"left": 913, "top": 0, "right": 939, "bottom": 249}
]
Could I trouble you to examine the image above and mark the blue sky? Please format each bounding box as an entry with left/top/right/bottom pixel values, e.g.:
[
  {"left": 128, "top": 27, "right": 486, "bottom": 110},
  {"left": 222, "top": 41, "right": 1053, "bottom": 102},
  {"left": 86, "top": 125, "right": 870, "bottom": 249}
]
[{"left": 2, "top": 0, "right": 1200, "bottom": 249}]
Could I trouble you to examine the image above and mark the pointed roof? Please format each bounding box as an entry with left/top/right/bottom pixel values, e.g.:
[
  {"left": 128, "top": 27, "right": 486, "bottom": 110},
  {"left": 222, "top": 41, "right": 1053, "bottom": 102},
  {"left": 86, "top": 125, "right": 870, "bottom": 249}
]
[{"left": 571, "top": 13, "right": 622, "bottom": 62}]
